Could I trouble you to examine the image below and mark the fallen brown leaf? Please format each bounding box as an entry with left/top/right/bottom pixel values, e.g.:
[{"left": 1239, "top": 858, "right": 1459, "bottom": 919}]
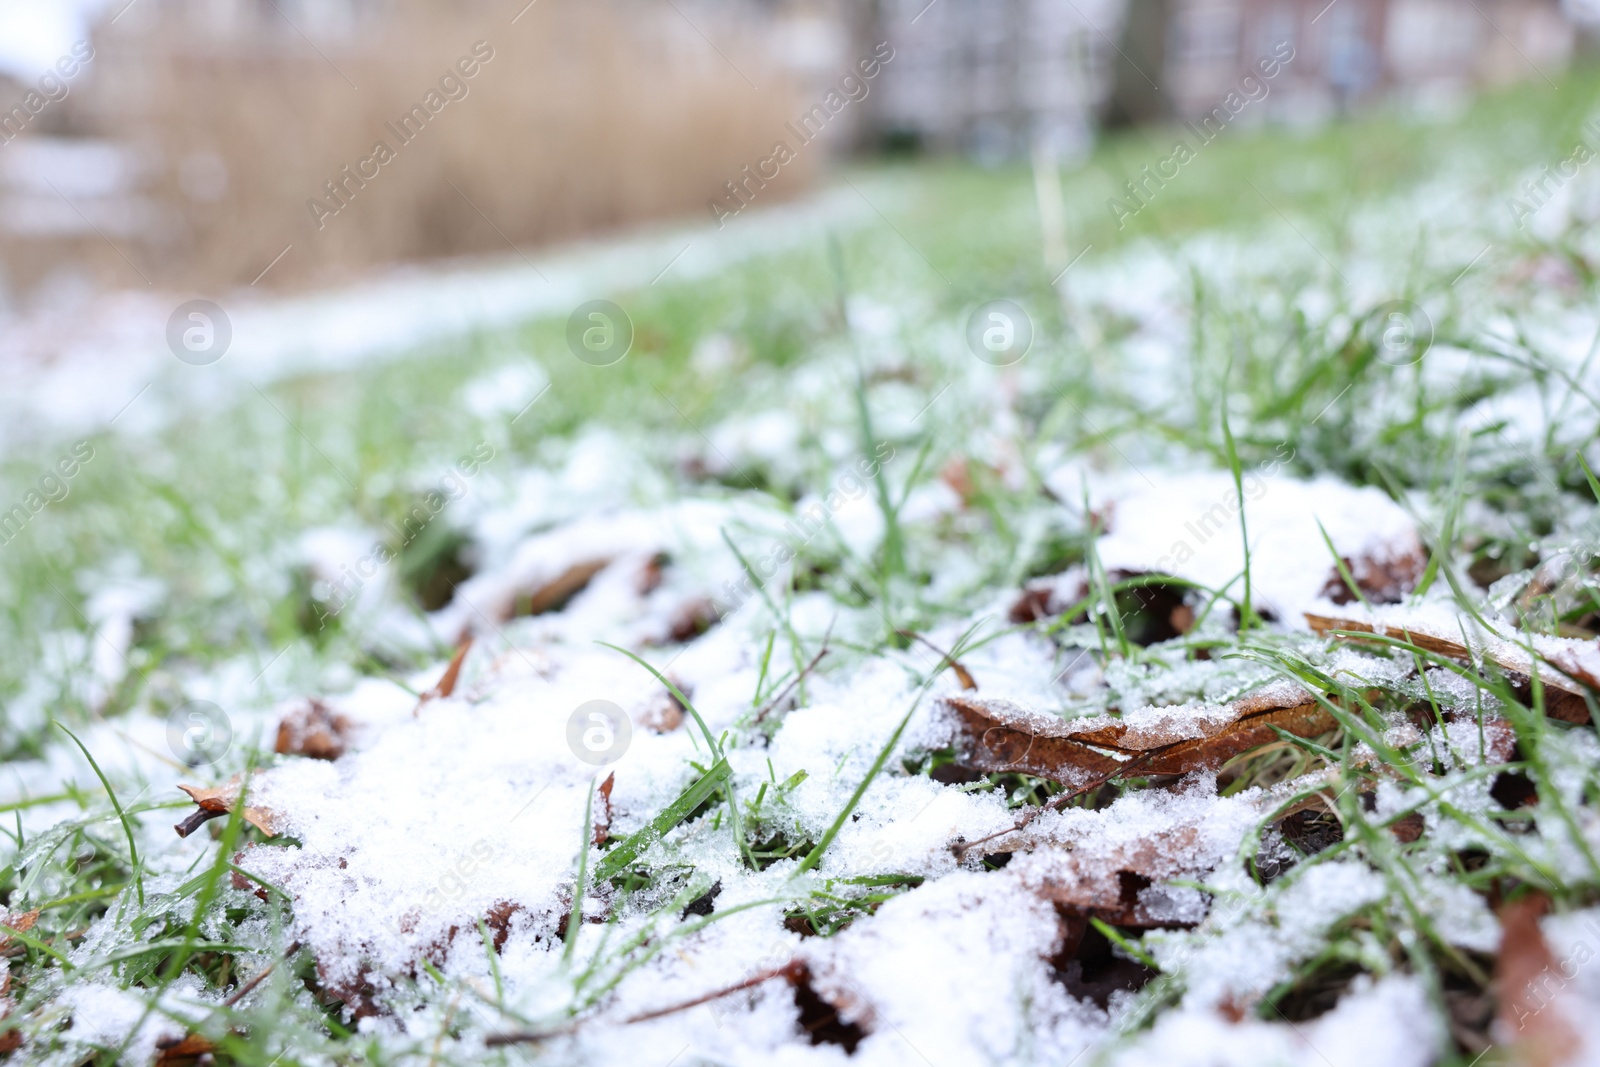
[
  {"left": 154, "top": 1033, "right": 216, "bottom": 1066},
  {"left": 636, "top": 684, "right": 687, "bottom": 734},
  {"left": 1307, "top": 613, "right": 1593, "bottom": 724},
  {"left": 1008, "top": 570, "right": 1088, "bottom": 625},
  {"left": 1319, "top": 547, "right": 1427, "bottom": 606},
  {"left": 635, "top": 553, "right": 667, "bottom": 596},
  {"left": 1068, "top": 703, "right": 1335, "bottom": 777},
  {"left": 661, "top": 598, "right": 719, "bottom": 644},
  {"left": 175, "top": 777, "right": 278, "bottom": 838},
  {"left": 415, "top": 636, "right": 474, "bottom": 713},
  {"left": 593, "top": 772, "right": 615, "bottom": 846},
  {"left": 942, "top": 684, "right": 1334, "bottom": 784},
  {"left": 0, "top": 910, "right": 39, "bottom": 952},
  {"left": 1389, "top": 811, "right": 1426, "bottom": 843},
  {"left": 1494, "top": 892, "right": 1582, "bottom": 1067},
  {"left": 275, "top": 698, "right": 352, "bottom": 760},
  {"left": 898, "top": 631, "right": 977, "bottom": 690},
  {"left": 1, "top": 911, "right": 38, "bottom": 937},
  {"left": 941, "top": 697, "right": 1121, "bottom": 788},
  {"left": 1008, "top": 806, "right": 1232, "bottom": 928},
  {"left": 512, "top": 558, "right": 611, "bottom": 618}
]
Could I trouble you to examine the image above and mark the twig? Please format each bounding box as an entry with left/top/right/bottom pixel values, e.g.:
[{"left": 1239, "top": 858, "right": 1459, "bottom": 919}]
[
  {"left": 753, "top": 645, "right": 831, "bottom": 724},
  {"left": 896, "top": 630, "right": 977, "bottom": 690},
  {"left": 174, "top": 808, "right": 226, "bottom": 838},
  {"left": 623, "top": 960, "right": 801, "bottom": 1024},
  {"left": 416, "top": 636, "right": 474, "bottom": 714},
  {"left": 223, "top": 962, "right": 275, "bottom": 1007},
  {"left": 483, "top": 1023, "right": 577, "bottom": 1048},
  {"left": 952, "top": 748, "right": 1163, "bottom": 859}
]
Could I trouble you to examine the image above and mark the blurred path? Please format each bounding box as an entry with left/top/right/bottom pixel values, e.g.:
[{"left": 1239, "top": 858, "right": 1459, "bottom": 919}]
[{"left": 0, "top": 184, "right": 870, "bottom": 452}]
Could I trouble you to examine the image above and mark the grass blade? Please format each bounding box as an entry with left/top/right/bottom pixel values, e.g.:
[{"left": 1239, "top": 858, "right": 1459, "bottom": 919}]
[
  {"left": 55, "top": 723, "right": 143, "bottom": 907},
  {"left": 564, "top": 780, "right": 596, "bottom": 966},
  {"left": 593, "top": 758, "right": 732, "bottom": 883}
]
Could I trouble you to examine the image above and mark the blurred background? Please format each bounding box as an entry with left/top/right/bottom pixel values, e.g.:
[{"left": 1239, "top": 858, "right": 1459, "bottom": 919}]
[{"left": 0, "top": 0, "right": 1589, "bottom": 309}]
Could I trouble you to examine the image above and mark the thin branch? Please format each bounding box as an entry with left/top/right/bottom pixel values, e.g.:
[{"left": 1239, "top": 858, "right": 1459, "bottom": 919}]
[
  {"left": 753, "top": 645, "right": 831, "bottom": 724},
  {"left": 952, "top": 748, "right": 1164, "bottom": 859},
  {"left": 623, "top": 961, "right": 800, "bottom": 1024}
]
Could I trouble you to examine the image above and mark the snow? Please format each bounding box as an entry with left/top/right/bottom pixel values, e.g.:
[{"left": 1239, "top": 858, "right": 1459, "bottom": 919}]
[
  {"left": 1076, "top": 470, "right": 1425, "bottom": 627},
  {"left": 1110, "top": 973, "right": 1441, "bottom": 1067},
  {"left": 0, "top": 0, "right": 102, "bottom": 80},
  {"left": 0, "top": 185, "right": 874, "bottom": 454},
  {"left": 802, "top": 872, "right": 1097, "bottom": 1066},
  {"left": 14, "top": 137, "right": 1600, "bottom": 1067},
  {"left": 52, "top": 977, "right": 211, "bottom": 1066}
]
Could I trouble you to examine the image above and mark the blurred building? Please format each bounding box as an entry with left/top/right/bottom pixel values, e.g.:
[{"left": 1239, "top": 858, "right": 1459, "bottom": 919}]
[
  {"left": 864, "top": 0, "right": 1124, "bottom": 160},
  {"left": 0, "top": 0, "right": 817, "bottom": 296},
  {"left": 1159, "top": 0, "right": 1575, "bottom": 123},
  {"left": 852, "top": 0, "right": 1577, "bottom": 151}
]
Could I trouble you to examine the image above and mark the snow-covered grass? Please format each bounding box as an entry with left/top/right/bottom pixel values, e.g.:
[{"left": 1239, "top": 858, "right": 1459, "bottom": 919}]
[{"left": 4, "top": 67, "right": 1600, "bottom": 1066}]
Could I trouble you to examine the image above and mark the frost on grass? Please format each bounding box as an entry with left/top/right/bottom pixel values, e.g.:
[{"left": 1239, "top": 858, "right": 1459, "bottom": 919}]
[{"left": 12, "top": 101, "right": 1600, "bottom": 1066}]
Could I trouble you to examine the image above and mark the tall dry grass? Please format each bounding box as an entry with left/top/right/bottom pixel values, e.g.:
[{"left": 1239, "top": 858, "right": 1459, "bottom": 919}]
[{"left": 66, "top": 0, "right": 811, "bottom": 290}]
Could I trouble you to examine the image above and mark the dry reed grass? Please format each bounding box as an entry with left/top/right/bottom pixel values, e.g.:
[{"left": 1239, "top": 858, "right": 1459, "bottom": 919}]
[{"left": 25, "top": 0, "right": 811, "bottom": 291}]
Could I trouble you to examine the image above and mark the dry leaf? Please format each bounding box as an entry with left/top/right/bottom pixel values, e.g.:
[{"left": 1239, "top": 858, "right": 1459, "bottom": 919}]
[
  {"left": 1010, "top": 815, "right": 1225, "bottom": 927},
  {"left": 1319, "top": 546, "right": 1427, "bottom": 605},
  {"left": 789, "top": 961, "right": 868, "bottom": 1053},
  {"left": 1, "top": 910, "right": 38, "bottom": 937},
  {"left": 898, "top": 630, "right": 977, "bottom": 690},
  {"left": 636, "top": 683, "right": 687, "bottom": 734},
  {"left": 0, "top": 909, "right": 39, "bottom": 952},
  {"left": 942, "top": 684, "right": 1334, "bottom": 784},
  {"left": 0, "top": 972, "right": 17, "bottom": 1054},
  {"left": 275, "top": 698, "right": 352, "bottom": 760},
  {"left": 593, "top": 772, "right": 615, "bottom": 846},
  {"left": 660, "top": 598, "right": 719, "bottom": 644},
  {"left": 636, "top": 553, "right": 667, "bottom": 595},
  {"left": 941, "top": 697, "right": 1122, "bottom": 789},
  {"left": 1389, "top": 811, "right": 1426, "bottom": 843},
  {"left": 175, "top": 777, "right": 278, "bottom": 837},
  {"left": 1009, "top": 569, "right": 1088, "bottom": 625},
  {"left": 512, "top": 558, "right": 612, "bottom": 618},
  {"left": 415, "top": 637, "right": 474, "bottom": 713},
  {"left": 940, "top": 457, "right": 977, "bottom": 506},
  {"left": 1307, "top": 613, "right": 1593, "bottom": 724},
  {"left": 1494, "top": 892, "right": 1582, "bottom": 1067},
  {"left": 155, "top": 1034, "right": 216, "bottom": 1066}
]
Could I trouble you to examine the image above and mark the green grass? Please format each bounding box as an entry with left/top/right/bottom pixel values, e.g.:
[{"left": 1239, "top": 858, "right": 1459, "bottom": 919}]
[{"left": 4, "top": 61, "right": 1600, "bottom": 1065}]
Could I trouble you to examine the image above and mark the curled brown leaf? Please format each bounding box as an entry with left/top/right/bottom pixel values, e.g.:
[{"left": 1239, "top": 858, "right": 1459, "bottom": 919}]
[
  {"left": 942, "top": 684, "right": 1334, "bottom": 784},
  {"left": 415, "top": 636, "right": 474, "bottom": 713},
  {"left": 175, "top": 777, "right": 278, "bottom": 837},
  {"left": 1307, "top": 613, "right": 1594, "bottom": 724},
  {"left": 275, "top": 698, "right": 352, "bottom": 760},
  {"left": 1494, "top": 892, "right": 1581, "bottom": 1067}
]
